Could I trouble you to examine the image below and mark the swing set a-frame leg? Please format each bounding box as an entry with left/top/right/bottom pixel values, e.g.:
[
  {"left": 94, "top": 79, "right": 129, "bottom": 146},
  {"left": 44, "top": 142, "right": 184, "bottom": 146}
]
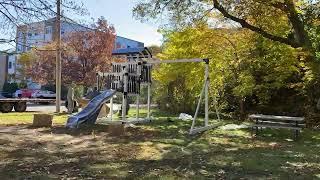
[
  {"left": 189, "top": 62, "right": 219, "bottom": 135},
  {"left": 189, "top": 79, "right": 216, "bottom": 134}
]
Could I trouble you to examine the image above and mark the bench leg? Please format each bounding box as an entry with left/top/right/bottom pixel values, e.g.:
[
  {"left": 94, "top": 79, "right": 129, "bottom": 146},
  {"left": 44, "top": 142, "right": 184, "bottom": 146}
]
[
  {"left": 294, "top": 121, "right": 299, "bottom": 140},
  {"left": 251, "top": 126, "right": 257, "bottom": 137},
  {"left": 255, "top": 119, "right": 259, "bottom": 135},
  {"left": 294, "top": 130, "right": 299, "bottom": 140},
  {"left": 259, "top": 126, "right": 263, "bottom": 131}
]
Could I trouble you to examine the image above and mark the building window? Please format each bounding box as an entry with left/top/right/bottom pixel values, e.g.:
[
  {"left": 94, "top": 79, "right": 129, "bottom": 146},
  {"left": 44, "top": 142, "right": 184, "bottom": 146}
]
[
  {"left": 116, "top": 42, "right": 121, "bottom": 49},
  {"left": 28, "top": 33, "right": 32, "bottom": 37},
  {"left": 45, "top": 26, "right": 52, "bottom": 34},
  {"left": 8, "top": 62, "right": 12, "bottom": 69}
]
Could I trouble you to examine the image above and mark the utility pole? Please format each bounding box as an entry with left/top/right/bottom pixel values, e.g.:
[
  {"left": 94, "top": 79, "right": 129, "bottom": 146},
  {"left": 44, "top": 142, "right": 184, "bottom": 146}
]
[{"left": 55, "top": 0, "right": 61, "bottom": 113}]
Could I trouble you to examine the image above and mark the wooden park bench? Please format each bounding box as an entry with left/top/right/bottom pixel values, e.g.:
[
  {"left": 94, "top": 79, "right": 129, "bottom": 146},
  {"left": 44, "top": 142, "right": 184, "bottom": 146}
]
[{"left": 249, "top": 114, "right": 305, "bottom": 140}]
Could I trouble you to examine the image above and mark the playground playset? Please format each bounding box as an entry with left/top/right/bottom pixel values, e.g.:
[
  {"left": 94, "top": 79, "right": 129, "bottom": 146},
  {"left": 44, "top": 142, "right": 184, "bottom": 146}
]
[{"left": 66, "top": 48, "right": 220, "bottom": 134}]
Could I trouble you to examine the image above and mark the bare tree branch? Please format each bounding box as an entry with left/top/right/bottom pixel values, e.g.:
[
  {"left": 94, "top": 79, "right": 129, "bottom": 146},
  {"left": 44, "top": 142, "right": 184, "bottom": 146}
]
[{"left": 212, "top": 0, "right": 301, "bottom": 48}]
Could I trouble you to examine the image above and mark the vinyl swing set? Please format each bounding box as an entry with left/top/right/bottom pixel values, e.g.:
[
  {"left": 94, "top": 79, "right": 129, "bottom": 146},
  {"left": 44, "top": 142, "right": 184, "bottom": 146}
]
[{"left": 97, "top": 52, "right": 220, "bottom": 135}]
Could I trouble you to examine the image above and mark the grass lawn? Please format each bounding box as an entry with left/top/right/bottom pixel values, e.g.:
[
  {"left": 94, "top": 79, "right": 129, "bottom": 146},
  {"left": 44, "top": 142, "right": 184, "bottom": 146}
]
[
  {"left": 0, "top": 112, "right": 68, "bottom": 125},
  {"left": 0, "top": 109, "right": 319, "bottom": 179}
]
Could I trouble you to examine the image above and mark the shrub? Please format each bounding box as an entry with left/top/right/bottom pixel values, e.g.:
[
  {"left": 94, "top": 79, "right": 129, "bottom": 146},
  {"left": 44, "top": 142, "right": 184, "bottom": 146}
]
[{"left": 2, "top": 82, "right": 19, "bottom": 97}]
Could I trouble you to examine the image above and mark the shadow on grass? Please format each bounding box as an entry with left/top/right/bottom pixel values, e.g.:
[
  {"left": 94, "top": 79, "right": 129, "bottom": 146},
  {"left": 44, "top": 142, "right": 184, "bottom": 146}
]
[{"left": 0, "top": 118, "right": 319, "bottom": 179}]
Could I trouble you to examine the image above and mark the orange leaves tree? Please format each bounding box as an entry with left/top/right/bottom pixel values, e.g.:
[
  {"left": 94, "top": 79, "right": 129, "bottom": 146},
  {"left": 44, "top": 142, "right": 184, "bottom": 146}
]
[
  {"left": 65, "top": 18, "right": 116, "bottom": 85},
  {"left": 22, "top": 44, "right": 56, "bottom": 85},
  {"left": 26, "top": 17, "right": 116, "bottom": 87}
]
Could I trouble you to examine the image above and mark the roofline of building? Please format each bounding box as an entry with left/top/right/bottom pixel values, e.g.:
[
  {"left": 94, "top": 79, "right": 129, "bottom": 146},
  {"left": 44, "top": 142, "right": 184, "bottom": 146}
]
[
  {"left": 17, "top": 17, "right": 92, "bottom": 30},
  {"left": 116, "top": 35, "right": 144, "bottom": 45},
  {"left": 16, "top": 18, "right": 144, "bottom": 44},
  {"left": 112, "top": 47, "right": 152, "bottom": 57}
]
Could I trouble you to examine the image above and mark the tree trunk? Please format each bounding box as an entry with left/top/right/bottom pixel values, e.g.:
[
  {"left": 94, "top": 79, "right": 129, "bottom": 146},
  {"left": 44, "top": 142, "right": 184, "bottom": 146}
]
[{"left": 239, "top": 97, "right": 245, "bottom": 120}]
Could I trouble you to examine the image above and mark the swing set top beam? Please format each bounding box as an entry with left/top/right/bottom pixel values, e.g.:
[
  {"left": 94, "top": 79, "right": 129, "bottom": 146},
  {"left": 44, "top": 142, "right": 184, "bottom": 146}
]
[
  {"left": 107, "top": 58, "right": 209, "bottom": 67},
  {"left": 144, "top": 58, "right": 209, "bottom": 64}
]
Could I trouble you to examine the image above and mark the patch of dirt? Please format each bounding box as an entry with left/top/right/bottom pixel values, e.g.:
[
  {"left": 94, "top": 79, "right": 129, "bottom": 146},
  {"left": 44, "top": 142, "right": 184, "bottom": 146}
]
[{"left": 0, "top": 124, "right": 159, "bottom": 179}]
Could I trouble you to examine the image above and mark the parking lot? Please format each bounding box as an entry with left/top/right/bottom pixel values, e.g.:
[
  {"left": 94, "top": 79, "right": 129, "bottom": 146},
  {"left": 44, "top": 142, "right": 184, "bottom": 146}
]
[
  {"left": 26, "top": 103, "right": 157, "bottom": 113},
  {"left": 27, "top": 103, "right": 68, "bottom": 113}
]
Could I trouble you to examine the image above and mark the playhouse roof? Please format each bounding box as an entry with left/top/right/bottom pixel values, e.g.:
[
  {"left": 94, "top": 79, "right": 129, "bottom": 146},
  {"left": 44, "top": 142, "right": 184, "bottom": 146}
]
[{"left": 112, "top": 47, "right": 152, "bottom": 57}]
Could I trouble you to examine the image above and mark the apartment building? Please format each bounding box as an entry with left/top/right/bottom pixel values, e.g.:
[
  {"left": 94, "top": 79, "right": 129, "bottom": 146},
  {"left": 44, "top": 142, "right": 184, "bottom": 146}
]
[
  {"left": 16, "top": 17, "right": 144, "bottom": 53},
  {"left": 11, "top": 17, "right": 145, "bottom": 82}
]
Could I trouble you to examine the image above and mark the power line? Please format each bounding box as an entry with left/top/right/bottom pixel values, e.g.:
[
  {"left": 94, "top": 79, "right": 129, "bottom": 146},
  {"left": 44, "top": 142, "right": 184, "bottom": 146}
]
[
  {"left": 7, "top": 0, "right": 92, "bottom": 53},
  {"left": 37, "top": 0, "right": 93, "bottom": 32},
  {"left": 0, "top": 38, "right": 15, "bottom": 43}
]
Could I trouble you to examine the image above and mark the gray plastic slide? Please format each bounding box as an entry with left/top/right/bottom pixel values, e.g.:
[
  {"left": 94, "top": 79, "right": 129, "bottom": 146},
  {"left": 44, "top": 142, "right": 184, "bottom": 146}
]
[{"left": 66, "top": 90, "right": 116, "bottom": 128}]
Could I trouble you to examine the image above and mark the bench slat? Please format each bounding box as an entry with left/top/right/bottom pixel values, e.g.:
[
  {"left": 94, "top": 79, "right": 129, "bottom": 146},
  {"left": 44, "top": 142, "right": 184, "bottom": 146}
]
[
  {"left": 256, "top": 120, "right": 305, "bottom": 127},
  {"left": 251, "top": 124, "right": 302, "bottom": 130},
  {"left": 255, "top": 119, "right": 305, "bottom": 123},
  {"left": 249, "top": 114, "right": 304, "bottom": 122}
]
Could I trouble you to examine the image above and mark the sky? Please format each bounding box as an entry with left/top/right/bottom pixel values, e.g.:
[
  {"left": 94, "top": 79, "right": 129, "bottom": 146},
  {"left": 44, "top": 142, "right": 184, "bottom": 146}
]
[
  {"left": 82, "top": 0, "right": 163, "bottom": 46},
  {"left": 0, "top": 0, "right": 163, "bottom": 51}
]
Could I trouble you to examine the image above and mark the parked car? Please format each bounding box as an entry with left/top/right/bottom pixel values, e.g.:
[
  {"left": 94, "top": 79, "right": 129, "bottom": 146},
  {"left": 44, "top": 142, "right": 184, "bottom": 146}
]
[{"left": 31, "top": 90, "right": 56, "bottom": 99}]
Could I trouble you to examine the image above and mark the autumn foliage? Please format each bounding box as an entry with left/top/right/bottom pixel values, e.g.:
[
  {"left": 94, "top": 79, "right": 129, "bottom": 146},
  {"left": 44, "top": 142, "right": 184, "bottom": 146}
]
[{"left": 24, "top": 18, "right": 116, "bottom": 86}]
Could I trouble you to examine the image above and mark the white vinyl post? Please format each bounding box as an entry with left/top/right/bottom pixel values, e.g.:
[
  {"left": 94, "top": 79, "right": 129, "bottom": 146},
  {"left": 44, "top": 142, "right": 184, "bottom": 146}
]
[
  {"left": 96, "top": 73, "right": 99, "bottom": 91},
  {"left": 136, "top": 95, "right": 140, "bottom": 120},
  {"left": 122, "top": 65, "right": 128, "bottom": 121},
  {"left": 110, "top": 97, "right": 113, "bottom": 121},
  {"left": 205, "top": 61, "right": 209, "bottom": 127},
  {"left": 190, "top": 80, "right": 206, "bottom": 132},
  {"left": 136, "top": 59, "right": 142, "bottom": 121}
]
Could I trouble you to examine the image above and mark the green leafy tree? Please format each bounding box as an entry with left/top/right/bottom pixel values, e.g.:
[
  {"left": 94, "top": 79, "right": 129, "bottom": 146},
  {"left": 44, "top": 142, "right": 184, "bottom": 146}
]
[
  {"left": 153, "top": 23, "right": 306, "bottom": 120},
  {"left": 153, "top": 25, "right": 254, "bottom": 114},
  {"left": 134, "top": 0, "right": 320, "bottom": 113},
  {"left": 148, "top": 45, "right": 162, "bottom": 57},
  {"left": 134, "top": 0, "right": 318, "bottom": 51},
  {"left": 17, "top": 51, "right": 36, "bottom": 81}
]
